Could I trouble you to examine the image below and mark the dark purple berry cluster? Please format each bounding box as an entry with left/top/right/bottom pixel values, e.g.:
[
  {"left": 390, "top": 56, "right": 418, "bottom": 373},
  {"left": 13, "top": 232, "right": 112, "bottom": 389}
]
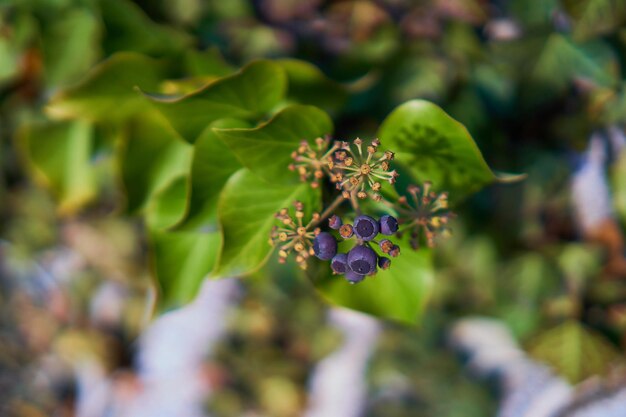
[{"left": 312, "top": 214, "right": 400, "bottom": 284}]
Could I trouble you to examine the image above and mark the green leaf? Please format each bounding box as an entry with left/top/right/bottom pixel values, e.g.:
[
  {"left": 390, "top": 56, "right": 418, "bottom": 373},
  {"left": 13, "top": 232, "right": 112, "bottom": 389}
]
[
  {"left": 176, "top": 119, "right": 250, "bottom": 231},
  {"left": 144, "top": 60, "right": 287, "bottom": 143},
  {"left": 41, "top": 7, "right": 101, "bottom": 87},
  {"left": 17, "top": 119, "right": 96, "bottom": 215},
  {"left": 146, "top": 176, "right": 189, "bottom": 230},
  {"left": 531, "top": 34, "right": 618, "bottom": 91},
  {"left": 214, "top": 105, "right": 333, "bottom": 185},
  {"left": 215, "top": 169, "right": 320, "bottom": 277},
  {"left": 183, "top": 47, "right": 234, "bottom": 77},
  {"left": 612, "top": 147, "right": 626, "bottom": 224},
  {"left": 119, "top": 112, "right": 191, "bottom": 213},
  {"left": 276, "top": 59, "right": 349, "bottom": 114},
  {"left": 99, "top": 0, "right": 192, "bottom": 56},
  {"left": 46, "top": 52, "right": 167, "bottom": 122},
  {"left": 528, "top": 321, "right": 621, "bottom": 383},
  {"left": 378, "top": 99, "right": 497, "bottom": 202},
  {"left": 563, "top": 0, "right": 626, "bottom": 41},
  {"left": 149, "top": 229, "right": 221, "bottom": 310},
  {"left": 146, "top": 176, "right": 221, "bottom": 310},
  {"left": 309, "top": 237, "right": 434, "bottom": 325}
]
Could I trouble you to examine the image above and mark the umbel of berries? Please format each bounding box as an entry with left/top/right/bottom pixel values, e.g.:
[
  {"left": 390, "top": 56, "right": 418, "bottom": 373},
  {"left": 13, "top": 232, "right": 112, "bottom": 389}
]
[{"left": 322, "top": 213, "right": 401, "bottom": 284}]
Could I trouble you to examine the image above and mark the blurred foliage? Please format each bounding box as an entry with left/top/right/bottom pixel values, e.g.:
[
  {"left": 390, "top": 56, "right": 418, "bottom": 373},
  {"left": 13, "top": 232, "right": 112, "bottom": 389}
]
[{"left": 2, "top": 0, "right": 626, "bottom": 415}]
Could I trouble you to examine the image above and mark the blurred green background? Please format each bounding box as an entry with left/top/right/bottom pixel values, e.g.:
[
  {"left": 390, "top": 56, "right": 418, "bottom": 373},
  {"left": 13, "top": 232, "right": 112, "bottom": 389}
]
[{"left": 1, "top": 0, "right": 626, "bottom": 416}]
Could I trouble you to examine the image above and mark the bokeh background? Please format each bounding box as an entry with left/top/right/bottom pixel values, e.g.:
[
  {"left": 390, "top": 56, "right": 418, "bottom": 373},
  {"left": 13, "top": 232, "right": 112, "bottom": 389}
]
[{"left": 1, "top": 0, "right": 626, "bottom": 416}]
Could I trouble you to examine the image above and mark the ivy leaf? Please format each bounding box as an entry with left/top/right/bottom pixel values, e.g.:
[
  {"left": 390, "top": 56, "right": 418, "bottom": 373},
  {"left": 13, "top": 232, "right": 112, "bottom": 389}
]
[
  {"left": 214, "top": 105, "right": 333, "bottom": 185},
  {"left": 175, "top": 119, "right": 250, "bottom": 232},
  {"left": 41, "top": 7, "right": 101, "bottom": 87},
  {"left": 143, "top": 60, "right": 287, "bottom": 143},
  {"left": 531, "top": 34, "right": 618, "bottom": 92},
  {"left": 276, "top": 59, "right": 349, "bottom": 114},
  {"left": 145, "top": 176, "right": 221, "bottom": 310},
  {"left": 309, "top": 237, "right": 434, "bottom": 325},
  {"left": 528, "top": 321, "right": 621, "bottom": 383},
  {"left": 562, "top": 0, "right": 626, "bottom": 41},
  {"left": 215, "top": 169, "right": 320, "bottom": 277},
  {"left": 99, "top": 0, "right": 192, "bottom": 56},
  {"left": 183, "top": 47, "right": 234, "bottom": 77},
  {"left": 612, "top": 146, "right": 626, "bottom": 224},
  {"left": 119, "top": 112, "right": 191, "bottom": 213},
  {"left": 46, "top": 52, "right": 167, "bottom": 122},
  {"left": 16, "top": 120, "right": 96, "bottom": 215},
  {"left": 378, "top": 100, "right": 499, "bottom": 202}
]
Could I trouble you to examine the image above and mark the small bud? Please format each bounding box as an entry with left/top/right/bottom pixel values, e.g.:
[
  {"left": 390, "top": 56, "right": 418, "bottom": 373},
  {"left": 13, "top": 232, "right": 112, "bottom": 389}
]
[
  {"left": 342, "top": 190, "right": 351, "bottom": 199},
  {"left": 372, "top": 182, "right": 381, "bottom": 191},
  {"left": 384, "top": 150, "right": 395, "bottom": 160},
  {"left": 279, "top": 232, "right": 288, "bottom": 241},
  {"left": 371, "top": 138, "right": 380, "bottom": 147},
  {"left": 378, "top": 257, "right": 391, "bottom": 270},
  {"left": 354, "top": 138, "right": 363, "bottom": 146},
  {"left": 339, "top": 224, "right": 354, "bottom": 239},
  {"left": 367, "top": 145, "right": 376, "bottom": 154},
  {"left": 389, "top": 245, "right": 400, "bottom": 257},
  {"left": 381, "top": 161, "right": 390, "bottom": 171},
  {"left": 329, "top": 215, "right": 342, "bottom": 230},
  {"left": 345, "top": 157, "right": 354, "bottom": 167},
  {"left": 357, "top": 191, "right": 367, "bottom": 199},
  {"left": 379, "top": 239, "right": 394, "bottom": 253}
]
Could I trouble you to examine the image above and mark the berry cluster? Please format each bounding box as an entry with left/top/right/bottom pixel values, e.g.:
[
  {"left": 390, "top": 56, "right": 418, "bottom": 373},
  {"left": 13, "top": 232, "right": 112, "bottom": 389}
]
[
  {"left": 290, "top": 137, "right": 399, "bottom": 201},
  {"left": 272, "top": 137, "right": 453, "bottom": 284},
  {"left": 395, "top": 182, "right": 454, "bottom": 249},
  {"left": 269, "top": 201, "right": 321, "bottom": 270},
  {"left": 312, "top": 214, "right": 400, "bottom": 284}
]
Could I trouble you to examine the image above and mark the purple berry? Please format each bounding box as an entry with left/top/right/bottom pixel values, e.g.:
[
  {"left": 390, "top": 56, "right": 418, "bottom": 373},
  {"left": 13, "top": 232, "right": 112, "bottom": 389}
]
[
  {"left": 353, "top": 215, "right": 379, "bottom": 241},
  {"left": 378, "top": 256, "right": 391, "bottom": 270},
  {"left": 344, "top": 269, "right": 366, "bottom": 284},
  {"left": 329, "top": 215, "right": 342, "bottom": 230},
  {"left": 313, "top": 232, "right": 337, "bottom": 260},
  {"left": 331, "top": 253, "right": 348, "bottom": 274},
  {"left": 379, "top": 215, "right": 398, "bottom": 235},
  {"left": 347, "top": 244, "right": 378, "bottom": 275}
]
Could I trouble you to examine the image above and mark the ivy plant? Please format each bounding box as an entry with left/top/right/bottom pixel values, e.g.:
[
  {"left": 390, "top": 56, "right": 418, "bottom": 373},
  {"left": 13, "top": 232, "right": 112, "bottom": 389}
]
[{"left": 20, "top": 52, "right": 511, "bottom": 324}]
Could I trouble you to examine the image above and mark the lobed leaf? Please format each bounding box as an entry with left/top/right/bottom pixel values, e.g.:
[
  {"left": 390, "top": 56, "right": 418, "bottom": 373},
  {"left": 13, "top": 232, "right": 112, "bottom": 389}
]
[
  {"left": 46, "top": 52, "right": 167, "bottom": 122},
  {"left": 146, "top": 176, "right": 221, "bottom": 310},
  {"left": 17, "top": 120, "right": 96, "bottom": 215},
  {"left": 143, "top": 60, "right": 288, "bottom": 143},
  {"left": 309, "top": 236, "right": 434, "bottom": 325},
  {"left": 176, "top": 118, "right": 251, "bottom": 231},
  {"left": 378, "top": 99, "right": 499, "bottom": 202},
  {"left": 214, "top": 105, "right": 333, "bottom": 185},
  {"left": 119, "top": 111, "right": 191, "bottom": 213},
  {"left": 215, "top": 169, "right": 320, "bottom": 277}
]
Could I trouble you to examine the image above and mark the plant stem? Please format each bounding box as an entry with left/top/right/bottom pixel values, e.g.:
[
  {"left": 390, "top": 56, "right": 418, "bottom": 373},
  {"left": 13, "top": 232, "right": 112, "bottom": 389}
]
[{"left": 307, "top": 195, "right": 346, "bottom": 230}]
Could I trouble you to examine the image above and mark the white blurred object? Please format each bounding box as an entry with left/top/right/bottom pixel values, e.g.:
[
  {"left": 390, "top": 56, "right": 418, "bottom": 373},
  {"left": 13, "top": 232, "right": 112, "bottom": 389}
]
[
  {"left": 89, "top": 281, "right": 128, "bottom": 328},
  {"left": 76, "top": 277, "right": 241, "bottom": 417},
  {"left": 450, "top": 317, "right": 626, "bottom": 417},
  {"left": 571, "top": 132, "right": 613, "bottom": 233},
  {"left": 303, "top": 307, "right": 381, "bottom": 417}
]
